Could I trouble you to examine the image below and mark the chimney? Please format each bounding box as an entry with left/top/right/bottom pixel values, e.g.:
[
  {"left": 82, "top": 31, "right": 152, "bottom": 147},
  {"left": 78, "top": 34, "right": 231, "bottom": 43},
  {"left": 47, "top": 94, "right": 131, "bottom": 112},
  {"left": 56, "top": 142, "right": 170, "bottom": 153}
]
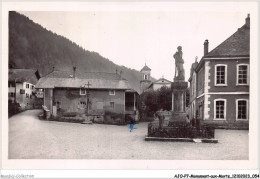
[
  {"left": 245, "top": 14, "right": 250, "bottom": 28},
  {"left": 204, "top": 39, "right": 209, "bottom": 56},
  {"left": 73, "top": 66, "right": 76, "bottom": 78},
  {"left": 35, "top": 70, "right": 41, "bottom": 80}
]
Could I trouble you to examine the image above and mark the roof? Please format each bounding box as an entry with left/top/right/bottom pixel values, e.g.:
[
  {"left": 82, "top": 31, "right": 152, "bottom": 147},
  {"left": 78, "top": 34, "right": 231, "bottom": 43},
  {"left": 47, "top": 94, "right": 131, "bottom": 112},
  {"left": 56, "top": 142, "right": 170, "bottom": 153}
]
[
  {"left": 188, "top": 61, "right": 198, "bottom": 82},
  {"left": 141, "top": 64, "right": 151, "bottom": 71},
  {"left": 153, "top": 77, "right": 171, "bottom": 84},
  {"left": 9, "top": 68, "right": 38, "bottom": 84},
  {"left": 195, "top": 15, "right": 250, "bottom": 73},
  {"left": 147, "top": 77, "right": 171, "bottom": 89},
  {"left": 205, "top": 17, "right": 250, "bottom": 57},
  {"left": 35, "top": 70, "right": 131, "bottom": 90}
]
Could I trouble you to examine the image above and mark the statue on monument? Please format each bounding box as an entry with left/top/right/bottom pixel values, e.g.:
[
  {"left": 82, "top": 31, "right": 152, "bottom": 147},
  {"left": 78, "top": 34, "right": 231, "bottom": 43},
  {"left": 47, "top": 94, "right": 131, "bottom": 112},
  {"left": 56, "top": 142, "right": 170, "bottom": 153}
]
[{"left": 173, "top": 46, "right": 185, "bottom": 81}]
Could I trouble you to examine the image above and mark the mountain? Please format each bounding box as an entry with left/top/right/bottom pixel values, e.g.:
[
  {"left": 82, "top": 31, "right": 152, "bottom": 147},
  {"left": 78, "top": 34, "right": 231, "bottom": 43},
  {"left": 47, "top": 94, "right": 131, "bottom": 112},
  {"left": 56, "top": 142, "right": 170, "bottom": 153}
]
[{"left": 9, "top": 11, "right": 155, "bottom": 93}]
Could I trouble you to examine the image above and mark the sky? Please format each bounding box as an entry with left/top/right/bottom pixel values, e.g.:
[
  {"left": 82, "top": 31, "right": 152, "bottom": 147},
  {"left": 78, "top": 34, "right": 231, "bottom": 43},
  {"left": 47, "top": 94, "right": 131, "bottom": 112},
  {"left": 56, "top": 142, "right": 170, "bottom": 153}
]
[{"left": 20, "top": 5, "right": 249, "bottom": 81}]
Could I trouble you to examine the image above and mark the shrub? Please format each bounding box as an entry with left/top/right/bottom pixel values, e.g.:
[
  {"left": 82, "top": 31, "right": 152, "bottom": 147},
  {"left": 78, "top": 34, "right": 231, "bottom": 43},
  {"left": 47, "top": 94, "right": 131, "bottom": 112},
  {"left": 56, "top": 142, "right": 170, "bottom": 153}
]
[{"left": 8, "top": 102, "right": 22, "bottom": 117}]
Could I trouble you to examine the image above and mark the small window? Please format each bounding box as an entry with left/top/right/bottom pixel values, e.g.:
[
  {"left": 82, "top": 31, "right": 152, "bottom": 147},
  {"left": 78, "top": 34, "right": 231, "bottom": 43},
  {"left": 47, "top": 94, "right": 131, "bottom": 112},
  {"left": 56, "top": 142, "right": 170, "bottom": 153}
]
[
  {"left": 80, "top": 88, "right": 86, "bottom": 95},
  {"left": 236, "top": 99, "right": 248, "bottom": 120},
  {"left": 26, "top": 84, "right": 30, "bottom": 88},
  {"left": 214, "top": 99, "right": 226, "bottom": 120},
  {"left": 31, "top": 85, "right": 34, "bottom": 90},
  {"left": 10, "top": 92, "right": 15, "bottom": 97},
  {"left": 30, "top": 94, "right": 32, "bottom": 98},
  {"left": 215, "top": 65, "right": 227, "bottom": 86},
  {"left": 8, "top": 82, "right": 13, "bottom": 87},
  {"left": 110, "top": 102, "right": 115, "bottom": 109},
  {"left": 26, "top": 93, "right": 29, "bottom": 98},
  {"left": 237, "top": 64, "right": 249, "bottom": 85},
  {"left": 20, "top": 89, "right": 25, "bottom": 94},
  {"left": 109, "top": 90, "right": 115, "bottom": 95},
  {"left": 144, "top": 74, "right": 148, "bottom": 80}
]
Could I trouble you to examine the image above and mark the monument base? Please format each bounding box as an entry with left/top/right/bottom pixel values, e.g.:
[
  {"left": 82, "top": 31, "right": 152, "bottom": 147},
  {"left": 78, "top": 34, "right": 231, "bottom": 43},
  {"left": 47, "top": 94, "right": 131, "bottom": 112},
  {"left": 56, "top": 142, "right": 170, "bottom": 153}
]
[
  {"left": 171, "top": 112, "right": 186, "bottom": 122},
  {"left": 171, "top": 81, "right": 188, "bottom": 122},
  {"left": 145, "top": 136, "right": 218, "bottom": 143}
]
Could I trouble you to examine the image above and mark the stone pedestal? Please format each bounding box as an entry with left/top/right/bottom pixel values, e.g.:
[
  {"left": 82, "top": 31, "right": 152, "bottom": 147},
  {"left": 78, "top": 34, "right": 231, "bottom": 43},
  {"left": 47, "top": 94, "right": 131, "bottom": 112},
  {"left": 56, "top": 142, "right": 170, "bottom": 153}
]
[{"left": 171, "top": 81, "right": 188, "bottom": 121}]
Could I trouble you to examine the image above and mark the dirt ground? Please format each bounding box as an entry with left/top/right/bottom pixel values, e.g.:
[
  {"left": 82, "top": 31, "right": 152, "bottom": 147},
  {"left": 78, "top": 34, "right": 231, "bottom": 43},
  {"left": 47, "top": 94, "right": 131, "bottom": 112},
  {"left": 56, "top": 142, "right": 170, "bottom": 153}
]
[{"left": 9, "top": 110, "right": 248, "bottom": 160}]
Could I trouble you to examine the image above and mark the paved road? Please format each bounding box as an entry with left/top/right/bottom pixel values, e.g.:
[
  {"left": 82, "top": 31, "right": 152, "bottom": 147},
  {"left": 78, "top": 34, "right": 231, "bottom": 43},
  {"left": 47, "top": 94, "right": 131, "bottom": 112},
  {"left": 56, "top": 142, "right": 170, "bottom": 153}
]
[{"left": 9, "top": 110, "right": 248, "bottom": 159}]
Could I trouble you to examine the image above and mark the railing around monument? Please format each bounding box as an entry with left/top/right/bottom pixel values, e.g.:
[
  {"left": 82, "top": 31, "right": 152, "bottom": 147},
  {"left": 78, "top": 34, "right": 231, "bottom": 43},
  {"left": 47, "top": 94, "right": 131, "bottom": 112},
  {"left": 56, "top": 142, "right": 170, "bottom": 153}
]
[{"left": 148, "top": 113, "right": 215, "bottom": 139}]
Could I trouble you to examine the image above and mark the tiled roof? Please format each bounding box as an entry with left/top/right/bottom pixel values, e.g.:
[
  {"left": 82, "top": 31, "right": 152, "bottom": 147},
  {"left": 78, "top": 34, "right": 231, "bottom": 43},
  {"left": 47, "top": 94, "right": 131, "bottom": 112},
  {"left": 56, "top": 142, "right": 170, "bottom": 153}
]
[
  {"left": 205, "top": 20, "right": 250, "bottom": 57},
  {"left": 35, "top": 70, "right": 131, "bottom": 90},
  {"left": 44, "top": 70, "right": 125, "bottom": 80},
  {"left": 9, "top": 68, "right": 38, "bottom": 84},
  {"left": 141, "top": 64, "right": 151, "bottom": 71}
]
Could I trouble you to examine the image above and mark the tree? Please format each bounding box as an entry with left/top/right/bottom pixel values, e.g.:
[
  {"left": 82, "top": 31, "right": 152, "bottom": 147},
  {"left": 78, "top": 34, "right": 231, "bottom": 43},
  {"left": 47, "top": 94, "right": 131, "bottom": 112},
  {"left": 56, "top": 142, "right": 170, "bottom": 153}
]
[{"left": 137, "top": 86, "right": 172, "bottom": 120}]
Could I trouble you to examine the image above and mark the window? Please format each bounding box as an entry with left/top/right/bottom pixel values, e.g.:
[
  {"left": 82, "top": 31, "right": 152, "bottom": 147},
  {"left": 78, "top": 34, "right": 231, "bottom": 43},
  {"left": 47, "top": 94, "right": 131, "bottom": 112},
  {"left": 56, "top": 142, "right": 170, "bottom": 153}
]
[
  {"left": 26, "top": 84, "right": 29, "bottom": 88},
  {"left": 31, "top": 85, "right": 34, "bottom": 90},
  {"left": 215, "top": 65, "right": 227, "bottom": 86},
  {"left": 8, "top": 82, "right": 14, "bottom": 87},
  {"left": 110, "top": 102, "right": 115, "bottom": 109},
  {"left": 236, "top": 99, "right": 248, "bottom": 120},
  {"left": 237, "top": 64, "right": 249, "bottom": 85},
  {"left": 80, "top": 88, "right": 86, "bottom": 95},
  {"left": 26, "top": 93, "right": 29, "bottom": 98},
  {"left": 214, "top": 99, "right": 226, "bottom": 120},
  {"left": 20, "top": 89, "right": 25, "bottom": 94},
  {"left": 144, "top": 74, "right": 148, "bottom": 80},
  {"left": 10, "top": 92, "right": 15, "bottom": 97},
  {"left": 109, "top": 90, "right": 115, "bottom": 95}
]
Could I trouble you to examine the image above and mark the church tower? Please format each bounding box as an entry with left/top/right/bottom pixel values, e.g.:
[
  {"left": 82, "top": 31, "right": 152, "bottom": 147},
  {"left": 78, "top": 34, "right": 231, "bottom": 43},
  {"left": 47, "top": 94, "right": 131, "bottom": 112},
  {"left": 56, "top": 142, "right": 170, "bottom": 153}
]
[{"left": 140, "top": 63, "right": 152, "bottom": 93}]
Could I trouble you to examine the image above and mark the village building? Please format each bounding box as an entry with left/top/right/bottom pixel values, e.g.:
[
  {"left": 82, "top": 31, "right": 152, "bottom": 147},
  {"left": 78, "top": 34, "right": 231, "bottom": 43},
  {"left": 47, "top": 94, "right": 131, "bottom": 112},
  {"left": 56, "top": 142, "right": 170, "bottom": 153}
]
[
  {"left": 188, "top": 14, "right": 250, "bottom": 128},
  {"left": 148, "top": 76, "right": 171, "bottom": 91},
  {"left": 140, "top": 64, "right": 152, "bottom": 93},
  {"left": 140, "top": 64, "right": 171, "bottom": 93},
  {"left": 8, "top": 68, "right": 41, "bottom": 110},
  {"left": 35, "top": 67, "right": 138, "bottom": 124}
]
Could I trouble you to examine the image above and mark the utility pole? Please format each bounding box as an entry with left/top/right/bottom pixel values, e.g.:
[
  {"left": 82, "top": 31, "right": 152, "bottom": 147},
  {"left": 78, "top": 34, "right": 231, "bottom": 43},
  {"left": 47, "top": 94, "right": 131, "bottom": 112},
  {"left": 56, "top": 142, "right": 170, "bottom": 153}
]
[
  {"left": 81, "top": 81, "right": 92, "bottom": 124},
  {"left": 14, "top": 78, "right": 17, "bottom": 103},
  {"left": 85, "top": 81, "right": 92, "bottom": 117}
]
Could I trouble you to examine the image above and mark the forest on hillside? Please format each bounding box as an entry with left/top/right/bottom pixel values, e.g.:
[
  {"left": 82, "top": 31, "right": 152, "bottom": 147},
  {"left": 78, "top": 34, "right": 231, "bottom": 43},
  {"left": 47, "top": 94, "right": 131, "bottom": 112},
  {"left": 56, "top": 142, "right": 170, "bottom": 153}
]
[{"left": 9, "top": 11, "right": 155, "bottom": 93}]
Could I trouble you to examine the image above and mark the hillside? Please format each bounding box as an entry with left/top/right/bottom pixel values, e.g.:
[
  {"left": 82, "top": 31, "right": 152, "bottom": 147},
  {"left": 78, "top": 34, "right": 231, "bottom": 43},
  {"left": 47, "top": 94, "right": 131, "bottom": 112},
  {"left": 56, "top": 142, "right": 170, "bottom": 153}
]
[{"left": 9, "top": 11, "right": 155, "bottom": 93}]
